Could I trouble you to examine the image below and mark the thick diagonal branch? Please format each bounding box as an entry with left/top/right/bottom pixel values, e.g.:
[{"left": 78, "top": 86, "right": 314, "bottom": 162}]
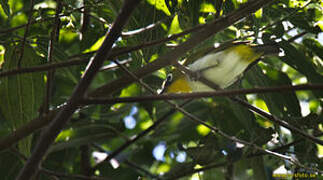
[
  {"left": 0, "top": 0, "right": 274, "bottom": 154},
  {"left": 15, "top": 0, "right": 142, "bottom": 179}
]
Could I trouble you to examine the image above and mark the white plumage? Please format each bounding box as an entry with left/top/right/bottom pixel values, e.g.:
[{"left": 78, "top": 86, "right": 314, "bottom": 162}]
[{"left": 186, "top": 50, "right": 250, "bottom": 91}]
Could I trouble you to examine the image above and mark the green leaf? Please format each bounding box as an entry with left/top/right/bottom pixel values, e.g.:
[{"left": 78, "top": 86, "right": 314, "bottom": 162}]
[
  {"left": 168, "top": 15, "right": 183, "bottom": 35},
  {"left": 146, "top": 0, "right": 171, "bottom": 16},
  {"left": 250, "top": 157, "right": 267, "bottom": 180},
  {"left": 36, "top": 37, "right": 79, "bottom": 84},
  {"left": 289, "top": 13, "right": 319, "bottom": 33},
  {"left": 254, "top": 8, "right": 263, "bottom": 18},
  {"left": 0, "top": 151, "right": 23, "bottom": 179},
  {"left": 163, "top": 162, "right": 195, "bottom": 179},
  {"left": 200, "top": 2, "right": 216, "bottom": 13},
  {"left": 303, "top": 38, "right": 323, "bottom": 60},
  {"left": 51, "top": 122, "right": 125, "bottom": 153},
  {"left": 226, "top": 86, "right": 274, "bottom": 145},
  {"left": 280, "top": 41, "right": 317, "bottom": 77},
  {"left": 0, "top": 45, "right": 45, "bottom": 156},
  {"left": 279, "top": 40, "right": 323, "bottom": 97},
  {"left": 120, "top": 83, "right": 140, "bottom": 97},
  {"left": 209, "top": 98, "right": 250, "bottom": 139},
  {"left": 50, "top": 132, "right": 114, "bottom": 153},
  {"left": 245, "top": 65, "right": 301, "bottom": 118},
  {"left": 203, "top": 168, "right": 225, "bottom": 179},
  {"left": 272, "top": 22, "right": 285, "bottom": 38},
  {"left": 186, "top": 144, "right": 223, "bottom": 165},
  {"left": 228, "top": 94, "right": 258, "bottom": 135},
  {"left": 0, "top": 0, "right": 10, "bottom": 17}
]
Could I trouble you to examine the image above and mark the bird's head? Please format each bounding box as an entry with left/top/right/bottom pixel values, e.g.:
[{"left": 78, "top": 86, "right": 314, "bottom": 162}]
[{"left": 159, "top": 73, "right": 192, "bottom": 94}]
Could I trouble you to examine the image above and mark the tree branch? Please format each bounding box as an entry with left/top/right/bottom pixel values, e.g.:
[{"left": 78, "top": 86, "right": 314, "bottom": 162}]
[
  {"left": 40, "top": 168, "right": 111, "bottom": 180},
  {"left": 0, "top": 58, "right": 88, "bottom": 78},
  {"left": 0, "top": 0, "right": 274, "bottom": 154},
  {"left": 89, "top": 0, "right": 275, "bottom": 98},
  {"left": 81, "top": 83, "right": 323, "bottom": 104},
  {"left": 15, "top": 0, "right": 142, "bottom": 179}
]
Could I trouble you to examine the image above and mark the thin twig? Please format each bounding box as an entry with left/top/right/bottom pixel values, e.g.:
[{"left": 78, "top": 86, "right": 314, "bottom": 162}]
[
  {"left": 121, "top": 19, "right": 165, "bottom": 37},
  {"left": 0, "top": 58, "right": 88, "bottom": 78},
  {"left": 248, "top": 132, "right": 323, "bottom": 158},
  {"left": 43, "top": 0, "right": 62, "bottom": 115},
  {"left": 165, "top": 162, "right": 227, "bottom": 180},
  {"left": 232, "top": 97, "right": 323, "bottom": 146},
  {"left": 99, "top": 59, "right": 131, "bottom": 71},
  {"left": 215, "top": 0, "right": 224, "bottom": 18},
  {"left": 40, "top": 168, "right": 111, "bottom": 180},
  {"left": 124, "top": 160, "right": 160, "bottom": 179},
  {"left": 17, "top": 0, "right": 35, "bottom": 67},
  {"left": 79, "top": 0, "right": 90, "bottom": 40},
  {"left": 287, "top": 31, "right": 307, "bottom": 43},
  {"left": 92, "top": 144, "right": 160, "bottom": 179}
]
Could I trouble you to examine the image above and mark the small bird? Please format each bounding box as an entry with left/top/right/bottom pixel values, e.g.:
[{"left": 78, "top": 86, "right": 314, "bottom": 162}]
[{"left": 161, "top": 44, "right": 279, "bottom": 93}]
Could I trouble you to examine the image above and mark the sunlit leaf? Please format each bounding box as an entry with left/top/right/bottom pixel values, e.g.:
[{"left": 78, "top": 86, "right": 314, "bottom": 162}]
[
  {"left": 280, "top": 40, "right": 323, "bottom": 97},
  {"left": 0, "top": 0, "right": 10, "bottom": 17},
  {"left": 168, "top": 14, "right": 183, "bottom": 35},
  {"left": 200, "top": 2, "right": 216, "bottom": 13},
  {"left": 83, "top": 35, "right": 105, "bottom": 53},
  {"left": 254, "top": 8, "right": 263, "bottom": 18},
  {"left": 146, "top": 0, "right": 171, "bottom": 16},
  {"left": 196, "top": 124, "right": 211, "bottom": 136}
]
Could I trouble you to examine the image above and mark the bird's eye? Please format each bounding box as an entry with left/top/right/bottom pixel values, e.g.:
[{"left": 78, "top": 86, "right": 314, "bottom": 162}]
[
  {"left": 166, "top": 74, "right": 173, "bottom": 82},
  {"left": 158, "top": 73, "right": 173, "bottom": 94},
  {"left": 164, "top": 74, "right": 173, "bottom": 88}
]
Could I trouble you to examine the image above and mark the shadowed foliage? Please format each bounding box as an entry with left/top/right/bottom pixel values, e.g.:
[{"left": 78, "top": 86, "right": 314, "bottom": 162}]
[{"left": 0, "top": 0, "right": 322, "bottom": 179}]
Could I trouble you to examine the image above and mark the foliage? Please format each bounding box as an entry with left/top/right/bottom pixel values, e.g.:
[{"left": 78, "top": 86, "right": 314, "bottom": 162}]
[{"left": 0, "top": 0, "right": 322, "bottom": 179}]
